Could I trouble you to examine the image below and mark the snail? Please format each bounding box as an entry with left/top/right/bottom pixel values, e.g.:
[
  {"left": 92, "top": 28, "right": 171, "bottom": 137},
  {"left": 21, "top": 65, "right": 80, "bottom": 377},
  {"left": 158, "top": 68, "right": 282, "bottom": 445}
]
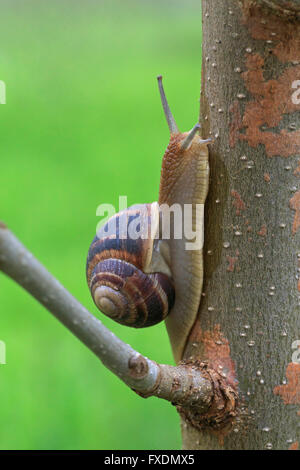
[{"left": 86, "top": 76, "right": 210, "bottom": 363}]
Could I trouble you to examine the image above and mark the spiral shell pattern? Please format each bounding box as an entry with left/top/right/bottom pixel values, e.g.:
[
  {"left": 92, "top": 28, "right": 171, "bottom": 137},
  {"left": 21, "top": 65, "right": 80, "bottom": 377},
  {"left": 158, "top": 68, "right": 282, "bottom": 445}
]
[{"left": 86, "top": 203, "right": 175, "bottom": 327}]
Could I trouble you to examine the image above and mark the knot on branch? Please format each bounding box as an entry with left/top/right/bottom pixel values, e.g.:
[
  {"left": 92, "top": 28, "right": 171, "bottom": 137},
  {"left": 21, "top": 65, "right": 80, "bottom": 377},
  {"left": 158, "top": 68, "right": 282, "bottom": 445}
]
[
  {"left": 128, "top": 354, "right": 149, "bottom": 379},
  {"left": 177, "top": 361, "right": 238, "bottom": 432},
  {"left": 132, "top": 362, "right": 213, "bottom": 414}
]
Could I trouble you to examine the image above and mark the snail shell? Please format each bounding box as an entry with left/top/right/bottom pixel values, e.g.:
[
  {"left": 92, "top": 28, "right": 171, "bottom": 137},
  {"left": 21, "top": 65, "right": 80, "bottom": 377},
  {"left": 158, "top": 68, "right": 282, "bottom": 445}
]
[{"left": 86, "top": 202, "right": 175, "bottom": 327}]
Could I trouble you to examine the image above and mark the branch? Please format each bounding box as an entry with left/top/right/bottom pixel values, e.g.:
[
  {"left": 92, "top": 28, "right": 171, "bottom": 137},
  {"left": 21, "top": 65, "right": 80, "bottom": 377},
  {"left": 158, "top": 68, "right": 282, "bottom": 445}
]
[{"left": 0, "top": 222, "right": 213, "bottom": 414}]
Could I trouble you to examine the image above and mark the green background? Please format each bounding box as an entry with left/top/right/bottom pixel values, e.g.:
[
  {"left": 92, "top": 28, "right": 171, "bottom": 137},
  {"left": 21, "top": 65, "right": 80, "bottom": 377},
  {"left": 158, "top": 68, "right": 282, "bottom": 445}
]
[{"left": 0, "top": 0, "right": 202, "bottom": 450}]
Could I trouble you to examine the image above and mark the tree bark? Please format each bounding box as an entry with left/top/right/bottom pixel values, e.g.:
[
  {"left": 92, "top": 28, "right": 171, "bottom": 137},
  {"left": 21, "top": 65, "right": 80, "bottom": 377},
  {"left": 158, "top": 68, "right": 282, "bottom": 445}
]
[{"left": 181, "top": 0, "right": 300, "bottom": 450}]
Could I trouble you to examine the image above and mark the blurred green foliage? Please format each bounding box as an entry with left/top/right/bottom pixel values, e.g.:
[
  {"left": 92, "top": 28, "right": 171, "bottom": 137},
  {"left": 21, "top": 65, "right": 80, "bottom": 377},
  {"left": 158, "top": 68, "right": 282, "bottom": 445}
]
[{"left": 0, "top": 0, "right": 202, "bottom": 449}]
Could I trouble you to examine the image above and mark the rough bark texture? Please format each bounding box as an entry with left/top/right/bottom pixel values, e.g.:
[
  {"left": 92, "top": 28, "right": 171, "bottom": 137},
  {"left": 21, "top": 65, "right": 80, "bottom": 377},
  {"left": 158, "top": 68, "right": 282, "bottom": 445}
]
[{"left": 181, "top": 0, "right": 300, "bottom": 450}]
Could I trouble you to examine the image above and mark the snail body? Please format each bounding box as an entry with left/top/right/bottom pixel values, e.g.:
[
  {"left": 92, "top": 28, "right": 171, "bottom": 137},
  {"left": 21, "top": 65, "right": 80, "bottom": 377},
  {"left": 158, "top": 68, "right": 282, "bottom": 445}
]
[
  {"left": 86, "top": 77, "right": 210, "bottom": 363},
  {"left": 159, "top": 130, "right": 209, "bottom": 363}
]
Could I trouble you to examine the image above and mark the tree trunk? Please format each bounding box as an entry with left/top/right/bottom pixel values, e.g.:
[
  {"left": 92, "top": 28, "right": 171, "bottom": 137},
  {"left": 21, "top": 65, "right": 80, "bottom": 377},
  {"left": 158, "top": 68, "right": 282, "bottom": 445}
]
[{"left": 180, "top": 0, "right": 300, "bottom": 450}]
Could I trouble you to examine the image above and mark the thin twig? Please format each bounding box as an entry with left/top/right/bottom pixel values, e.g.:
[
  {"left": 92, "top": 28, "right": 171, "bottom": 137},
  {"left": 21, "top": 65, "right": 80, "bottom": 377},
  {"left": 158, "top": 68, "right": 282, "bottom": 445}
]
[{"left": 0, "top": 222, "right": 213, "bottom": 413}]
